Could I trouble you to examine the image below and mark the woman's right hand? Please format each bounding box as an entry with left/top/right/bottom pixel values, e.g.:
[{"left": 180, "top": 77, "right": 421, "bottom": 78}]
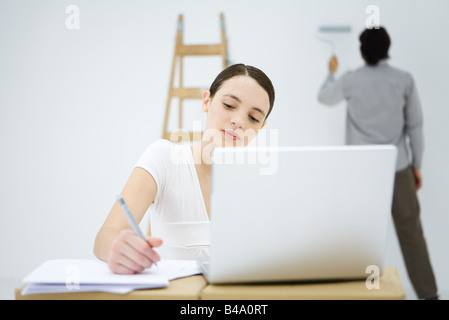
[{"left": 107, "top": 229, "right": 163, "bottom": 274}]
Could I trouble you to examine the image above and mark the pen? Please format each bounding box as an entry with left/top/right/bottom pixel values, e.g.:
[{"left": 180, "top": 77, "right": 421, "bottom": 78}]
[{"left": 116, "top": 194, "right": 158, "bottom": 267}]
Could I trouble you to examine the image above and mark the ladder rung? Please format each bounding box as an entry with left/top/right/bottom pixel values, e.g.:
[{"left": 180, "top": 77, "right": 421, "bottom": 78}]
[
  {"left": 163, "top": 131, "right": 203, "bottom": 142},
  {"left": 161, "top": 14, "right": 228, "bottom": 145},
  {"left": 171, "top": 87, "right": 204, "bottom": 99},
  {"left": 178, "top": 44, "right": 223, "bottom": 56}
]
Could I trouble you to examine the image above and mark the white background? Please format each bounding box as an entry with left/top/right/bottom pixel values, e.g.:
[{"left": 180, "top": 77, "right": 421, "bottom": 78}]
[{"left": 1, "top": 0, "right": 448, "bottom": 299}]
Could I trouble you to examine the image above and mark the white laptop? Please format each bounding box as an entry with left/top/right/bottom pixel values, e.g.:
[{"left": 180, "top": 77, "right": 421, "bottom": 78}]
[{"left": 198, "top": 144, "right": 397, "bottom": 284}]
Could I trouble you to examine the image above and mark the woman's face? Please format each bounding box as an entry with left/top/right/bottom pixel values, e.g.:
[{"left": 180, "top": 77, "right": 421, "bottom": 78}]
[{"left": 201, "top": 75, "right": 270, "bottom": 148}]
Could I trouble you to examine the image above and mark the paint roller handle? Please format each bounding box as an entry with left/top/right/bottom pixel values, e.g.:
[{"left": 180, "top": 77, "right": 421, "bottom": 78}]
[{"left": 329, "top": 55, "right": 339, "bottom": 73}]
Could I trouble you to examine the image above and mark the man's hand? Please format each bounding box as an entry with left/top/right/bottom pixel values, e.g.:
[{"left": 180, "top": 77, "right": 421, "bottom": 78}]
[
  {"left": 329, "top": 55, "right": 338, "bottom": 73},
  {"left": 413, "top": 168, "right": 423, "bottom": 191}
]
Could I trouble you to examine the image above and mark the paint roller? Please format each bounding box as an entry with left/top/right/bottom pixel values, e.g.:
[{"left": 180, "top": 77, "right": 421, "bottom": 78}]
[{"left": 316, "top": 25, "right": 352, "bottom": 55}]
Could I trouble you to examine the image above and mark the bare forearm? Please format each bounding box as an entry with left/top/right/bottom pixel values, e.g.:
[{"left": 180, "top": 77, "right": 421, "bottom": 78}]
[{"left": 93, "top": 226, "right": 121, "bottom": 262}]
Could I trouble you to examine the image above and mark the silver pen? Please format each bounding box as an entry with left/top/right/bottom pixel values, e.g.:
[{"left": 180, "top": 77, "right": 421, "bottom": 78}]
[{"left": 116, "top": 194, "right": 158, "bottom": 267}]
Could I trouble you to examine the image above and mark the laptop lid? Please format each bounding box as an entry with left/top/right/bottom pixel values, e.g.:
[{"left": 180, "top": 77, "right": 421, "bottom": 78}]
[{"left": 205, "top": 145, "right": 397, "bottom": 284}]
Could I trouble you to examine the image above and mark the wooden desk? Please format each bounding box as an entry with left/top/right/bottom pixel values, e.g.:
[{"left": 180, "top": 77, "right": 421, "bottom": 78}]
[
  {"left": 15, "top": 266, "right": 405, "bottom": 300},
  {"left": 200, "top": 266, "right": 406, "bottom": 300},
  {"left": 15, "top": 275, "right": 207, "bottom": 300}
]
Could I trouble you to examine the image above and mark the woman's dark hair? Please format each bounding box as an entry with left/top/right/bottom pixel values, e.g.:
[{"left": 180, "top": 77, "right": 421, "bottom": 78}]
[
  {"left": 209, "top": 63, "right": 275, "bottom": 121},
  {"left": 359, "top": 26, "right": 391, "bottom": 66}
]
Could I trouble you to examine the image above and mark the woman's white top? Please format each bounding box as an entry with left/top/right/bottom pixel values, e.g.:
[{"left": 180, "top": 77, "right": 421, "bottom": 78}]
[{"left": 135, "top": 139, "right": 210, "bottom": 260}]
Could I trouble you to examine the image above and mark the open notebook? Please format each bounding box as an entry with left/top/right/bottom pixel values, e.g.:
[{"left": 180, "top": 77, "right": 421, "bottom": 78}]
[{"left": 21, "top": 259, "right": 201, "bottom": 295}]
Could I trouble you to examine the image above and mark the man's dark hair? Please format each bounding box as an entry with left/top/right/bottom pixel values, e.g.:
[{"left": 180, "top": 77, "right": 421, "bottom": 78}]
[{"left": 359, "top": 27, "right": 391, "bottom": 66}]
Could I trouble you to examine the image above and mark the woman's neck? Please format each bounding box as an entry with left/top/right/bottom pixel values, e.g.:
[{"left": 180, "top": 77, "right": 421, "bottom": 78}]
[{"left": 191, "top": 140, "right": 215, "bottom": 170}]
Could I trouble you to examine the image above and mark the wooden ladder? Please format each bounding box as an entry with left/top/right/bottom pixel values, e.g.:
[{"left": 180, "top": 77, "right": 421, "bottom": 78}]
[{"left": 161, "top": 13, "right": 229, "bottom": 143}]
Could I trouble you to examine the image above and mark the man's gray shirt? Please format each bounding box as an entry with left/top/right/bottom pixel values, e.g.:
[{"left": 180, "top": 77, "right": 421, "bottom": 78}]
[{"left": 318, "top": 60, "right": 424, "bottom": 171}]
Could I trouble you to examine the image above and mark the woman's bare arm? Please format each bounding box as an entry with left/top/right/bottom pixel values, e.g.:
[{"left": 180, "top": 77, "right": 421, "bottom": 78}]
[{"left": 94, "top": 167, "right": 162, "bottom": 273}]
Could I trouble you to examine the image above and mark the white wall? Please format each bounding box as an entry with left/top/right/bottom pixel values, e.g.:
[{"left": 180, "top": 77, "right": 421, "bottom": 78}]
[{"left": 1, "top": 0, "right": 448, "bottom": 299}]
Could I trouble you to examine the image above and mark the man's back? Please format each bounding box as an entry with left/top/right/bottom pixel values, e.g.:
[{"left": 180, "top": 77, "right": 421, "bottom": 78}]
[{"left": 318, "top": 60, "right": 423, "bottom": 171}]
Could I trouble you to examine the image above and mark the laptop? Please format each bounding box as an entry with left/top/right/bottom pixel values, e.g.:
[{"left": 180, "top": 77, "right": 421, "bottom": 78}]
[{"left": 198, "top": 144, "right": 398, "bottom": 284}]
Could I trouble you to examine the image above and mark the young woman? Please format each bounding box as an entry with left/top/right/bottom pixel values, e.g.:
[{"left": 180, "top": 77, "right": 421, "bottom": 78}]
[{"left": 94, "top": 64, "right": 275, "bottom": 274}]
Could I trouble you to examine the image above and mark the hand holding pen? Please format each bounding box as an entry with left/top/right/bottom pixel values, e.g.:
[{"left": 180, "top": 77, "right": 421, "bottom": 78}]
[{"left": 107, "top": 195, "right": 163, "bottom": 274}]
